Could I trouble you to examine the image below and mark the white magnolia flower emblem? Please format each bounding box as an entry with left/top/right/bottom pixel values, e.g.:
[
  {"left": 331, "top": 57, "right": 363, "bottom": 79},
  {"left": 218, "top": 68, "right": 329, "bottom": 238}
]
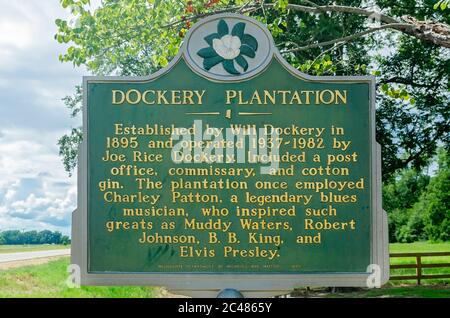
[
  {"left": 212, "top": 35, "right": 241, "bottom": 60},
  {"left": 197, "top": 20, "right": 258, "bottom": 75}
]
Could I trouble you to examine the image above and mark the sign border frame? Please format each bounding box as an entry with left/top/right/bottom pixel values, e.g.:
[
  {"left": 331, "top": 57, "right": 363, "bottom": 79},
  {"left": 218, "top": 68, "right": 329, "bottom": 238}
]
[{"left": 72, "top": 13, "right": 389, "bottom": 297}]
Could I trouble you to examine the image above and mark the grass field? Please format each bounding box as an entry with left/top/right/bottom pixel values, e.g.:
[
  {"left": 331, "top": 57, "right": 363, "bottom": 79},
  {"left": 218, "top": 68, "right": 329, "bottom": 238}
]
[
  {"left": 0, "top": 257, "right": 158, "bottom": 298},
  {"left": 0, "top": 244, "right": 69, "bottom": 254},
  {"left": 0, "top": 242, "right": 448, "bottom": 298}
]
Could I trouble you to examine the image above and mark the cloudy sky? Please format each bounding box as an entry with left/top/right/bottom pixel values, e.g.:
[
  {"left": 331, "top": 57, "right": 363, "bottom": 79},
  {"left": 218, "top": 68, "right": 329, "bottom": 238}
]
[{"left": 0, "top": 1, "right": 91, "bottom": 235}]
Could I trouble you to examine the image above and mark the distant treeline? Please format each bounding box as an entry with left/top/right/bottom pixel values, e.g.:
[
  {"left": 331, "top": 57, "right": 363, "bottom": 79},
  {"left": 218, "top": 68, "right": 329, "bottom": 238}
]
[
  {"left": 384, "top": 148, "right": 449, "bottom": 243},
  {"left": 0, "top": 230, "right": 70, "bottom": 245}
]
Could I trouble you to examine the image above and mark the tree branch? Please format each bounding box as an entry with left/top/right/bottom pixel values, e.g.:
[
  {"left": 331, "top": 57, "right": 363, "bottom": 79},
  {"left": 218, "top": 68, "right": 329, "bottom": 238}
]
[
  {"left": 400, "top": 128, "right": 445, "bottom": 168},
  {"left": 307, "top": 41, "right": 346, "bottom": 72},
  {"left": 282, "top": 23, "right": 412, "bottom": 53},
  {"left": 164, "top": 2, "right": 450, "bottom": 48},
  {"left": 162, "top": 5, "right": 258, "bottom": 29},
  {"left": 379, "top": 77, "right": 436, "bottom": 88},
  {"left": 282, "top": 3, "right": 450, "bottom": 48},
  {"left": 285, "top": 3, "right": 400, "bottom": 24}
]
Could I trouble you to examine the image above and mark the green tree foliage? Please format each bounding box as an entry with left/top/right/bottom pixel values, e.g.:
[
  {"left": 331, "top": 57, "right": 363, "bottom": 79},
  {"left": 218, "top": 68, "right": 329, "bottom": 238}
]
[
  {"left": 375, "top": 1, "right": 450, "bottom": 178},
  {"left": 414, "top": 149, "right": 450, "bottom": 241},
  {"left": 434, "top": 0, "right": 450, "bottom": 11},
  {"left": 54, "top": 0, "right": 450, "bottom": 181},
  {"left": 58, "top": 127, "right": 83, "bottom": 175},
  {"left": 383, "top": 149, "right": 450, "bottom": 242},
  {"left": 0, "top": 230, "right": 70, "bottom": 245},
  {"left": 383, "top": 168, "right": 430, "bottom": 242}
]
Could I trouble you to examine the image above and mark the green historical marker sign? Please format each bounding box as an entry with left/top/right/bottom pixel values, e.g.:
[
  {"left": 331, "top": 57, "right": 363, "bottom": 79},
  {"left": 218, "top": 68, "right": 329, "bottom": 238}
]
[{"left": 72, "top": 13, "right": 389, "bottom": 297}]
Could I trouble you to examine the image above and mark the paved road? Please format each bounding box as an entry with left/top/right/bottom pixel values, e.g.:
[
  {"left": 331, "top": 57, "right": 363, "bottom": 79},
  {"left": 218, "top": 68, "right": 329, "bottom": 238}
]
[{"left": 0, "top": 249, "right": 70, "bottom": 263}]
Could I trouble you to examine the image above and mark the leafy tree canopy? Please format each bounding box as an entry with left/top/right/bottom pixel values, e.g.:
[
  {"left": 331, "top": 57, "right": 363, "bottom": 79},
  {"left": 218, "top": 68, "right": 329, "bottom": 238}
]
[
  {"left": 418, "top": 149, "right": 450, "bottom": 241},
  {"left": 55, "top": 0, "right": 450, "bottom": 180},
  {"left": 383, "top": 148, "right": 450, "bottom": 242}
]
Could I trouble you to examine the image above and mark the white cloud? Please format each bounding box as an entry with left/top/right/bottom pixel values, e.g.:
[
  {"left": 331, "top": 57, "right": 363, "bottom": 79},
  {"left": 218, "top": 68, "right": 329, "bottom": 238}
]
[
  {"left": 0, "top": 0, "right": 89, "bottom": 235},
  {"left": 0, "top": 20, "right": 34, "bottom": 49},
  {"left": 0, "top": 128, "right": 77, "bottom": 234}
]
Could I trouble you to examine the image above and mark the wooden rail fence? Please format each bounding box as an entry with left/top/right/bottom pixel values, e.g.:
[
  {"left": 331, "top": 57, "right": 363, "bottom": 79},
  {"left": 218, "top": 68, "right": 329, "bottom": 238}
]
[{"left": 390, "top": 252, "right": 450, "bottom": 284}]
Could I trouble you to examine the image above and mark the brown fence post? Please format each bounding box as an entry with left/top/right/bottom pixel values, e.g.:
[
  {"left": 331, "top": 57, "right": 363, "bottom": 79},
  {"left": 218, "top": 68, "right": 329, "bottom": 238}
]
[{"left": 416, "top": 256, "right": 422, "bottom": 285}]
